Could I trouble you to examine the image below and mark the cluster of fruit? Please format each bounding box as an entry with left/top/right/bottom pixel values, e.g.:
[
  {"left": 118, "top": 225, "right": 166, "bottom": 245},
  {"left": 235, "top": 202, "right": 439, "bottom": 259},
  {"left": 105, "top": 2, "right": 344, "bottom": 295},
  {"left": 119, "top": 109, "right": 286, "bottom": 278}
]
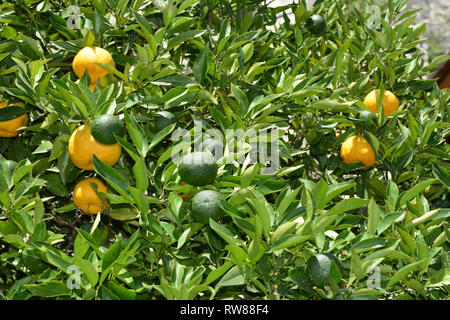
[
  {"left": 69, "top": 47, "right": 123, "bottom": 215},
  {"left": 0, "top": 46, "right": 122, "bottom": 214},
  {"left": 340, "top": 89, "right": 399, "bottom": 168},
  {"left": 303, "top": 14, "right": 401, "bottom": 169},
  {"left": 0, "top": 42, "right": 400, "bottom": 219}
]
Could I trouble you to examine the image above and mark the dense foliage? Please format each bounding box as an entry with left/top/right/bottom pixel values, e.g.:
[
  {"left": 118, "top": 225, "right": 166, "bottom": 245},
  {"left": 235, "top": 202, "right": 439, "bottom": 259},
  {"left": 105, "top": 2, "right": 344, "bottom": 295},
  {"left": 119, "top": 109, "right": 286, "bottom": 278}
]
[{"left": 0, "top": 0, "right": 449, "bottom": 300}]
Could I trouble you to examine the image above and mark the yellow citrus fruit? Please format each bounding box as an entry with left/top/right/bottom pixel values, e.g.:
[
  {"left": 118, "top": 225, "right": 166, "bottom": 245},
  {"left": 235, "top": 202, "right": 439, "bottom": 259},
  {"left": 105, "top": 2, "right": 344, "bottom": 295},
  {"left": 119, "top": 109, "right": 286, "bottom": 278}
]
[
  {"left": 363, "top": 89, "right": 399, "bottom": 116},
  {"left": 340, "top": 135, "right": 376, "bottom": 168},
  {"left": 73, "top": 178, "right": 108, "bottom": 214},
  {"left": 72, "top": 46, "right": 115, "bottom": 85},
  {"left": 68, "top": 124, "right": 121, "bottom": 170},
  {"left": 0, "top": 100, "right": 28, "bottom": 138}
]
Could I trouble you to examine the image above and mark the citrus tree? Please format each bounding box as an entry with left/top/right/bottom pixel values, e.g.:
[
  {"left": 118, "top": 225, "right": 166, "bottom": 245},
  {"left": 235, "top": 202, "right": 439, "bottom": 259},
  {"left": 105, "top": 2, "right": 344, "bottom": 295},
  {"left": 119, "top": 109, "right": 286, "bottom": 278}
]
[{"left": 0, "top": 0, "right": 449, "bottom": 300}]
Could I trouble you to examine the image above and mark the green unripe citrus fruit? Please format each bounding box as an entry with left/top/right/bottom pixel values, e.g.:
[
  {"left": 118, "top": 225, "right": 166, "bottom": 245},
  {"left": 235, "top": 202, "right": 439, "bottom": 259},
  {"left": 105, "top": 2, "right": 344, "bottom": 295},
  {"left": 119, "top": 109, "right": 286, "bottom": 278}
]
[
  {"left": 359, "top": 110, "right": 378, "bottom": 131},
  {"left": 310, "top": 142, "right": 327, "bottom": 157},
  {"left": 306, "top": 253, "right": 342, "bottom": 288},
  {"left": 178, "top": 151, "right": 218, "bottom": 186},
  {"left": 91, "top": 115, "right": 125, "bottom": 145},
  {"left": 306, "top": 14, "right": 326, "bottom": 35},
  {"left": 190, "top": 190, "right": 224, "bottom": 224},
  {"left": 305, "top": 129, "right": 321, "bottom": 145}
]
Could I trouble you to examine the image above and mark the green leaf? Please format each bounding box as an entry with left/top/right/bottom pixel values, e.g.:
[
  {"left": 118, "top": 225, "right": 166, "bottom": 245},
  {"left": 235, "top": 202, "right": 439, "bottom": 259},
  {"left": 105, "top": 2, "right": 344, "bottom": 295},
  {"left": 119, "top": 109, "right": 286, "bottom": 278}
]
[
  {"left": 328, "top": 198, "right": 369, "bottom": 215},
  {"left": 378, "top": 212, "right": 405, "bottom": 234},
  {"left": 124, "top": 112, "right": 148, "bottom": 157},
  {"left": 325, "top": 182, "right": 356, "bottom": 203},
  {"left": 216, "top": 266, "right": 245, "bottom": 287},
  {"left": 386, "top": 180, "right": 399, "bottom": 207},
  {"left": 0, "top": 106, "right": 27, "bottom": 121},
  {"left": 25, "top": 281, "right": 71, "bottom": 297},
  {"left": 12, "top": 161, "right": 37, "bottom": 186},
  {"left": 277, "top": 187, "right": 300, "bottom": 217},
  {"left": 73, "top": 256, "right": 99, "bottom": 287},
  {"left": 149, "top": 123, "right": 176, "bottom": 151},
  {"left": 415, "top": 236, "right": 429, "bottom": 274},
  {"left": 177, "top": 227, "right": 191, "bottom": 249},
  {"left": 240, "top": 164, "right": 258, "bottom": 188},
  {"left": 423, "top": 55, "right": 450, "bottom": 72},
  {"left": 268, "top": 234, "right": 310, "bottom": 252},
  {"left": 204, "top": 261, "right": 233, "bottom": 286},
  {"left": 311, "top": 179, "right": 329, "bottom": 211},
  {"left": 226, "top": 245, "right": 247, "bottom": 265},
  {"left": 109, "top": 281, "right": 136, "bottom": 300},
  {"left": 19, "top": 33, "right": 44, "bottom": 58},
  {"left": 248, "top": 238, "right": 265, "bottom": 263},
  {"left": 350, "top": 249, "right": 365, "bottom": 281},
  {"left": 108, "top": 206, "right": 140, "bottom": 221},
  {"left": 102, "top": 241, "right": 122, "bottom": 272},
  {"left": 133, "top": 10, "right": 157, "bottom": 47},
  {"left": 152, "top": 74, "right": 195, "bottom": 86},
  {"left": 42, "top": 245, "right": 73, "bottom": 274},
  {"left": 399, "top": 179, "right": 436, "bottom": 206},
  {"left": 353, "top": 238, "right": 386, "bottom": 254},
  {"left": 387, "top": 260, "right": 424, "bottom": 287},
  {"left": 231, "top": 84, "right": 248, "bottom": 114},
  {"left": 31, "top": 221, "right": 47, "bottom": 242},
  {"left": 247, "top": 197, "right": 272, "bottom": 235},
  {"left": 93, "top": 155, "right": 130, "bottom": 199},
  {"left": 309, "top": 100, "right": 355, "bottom": 112},
  {"left": 133, "top": 157, "right": 149, "bottom": 193},
  {"left": 410, "top": 209, "right": 449, "bottom": 227},
  {"left": 178, "top": 0, "right": 199, "bottom": 13},
  {"left": 1, "top": 234, "right": 28, "bottom": 248},
  {"left": 75, "top": 228, "right": 105, "bottom": 258},
  {"left": 367, "top": 198, "right": 380, "bottom": 237},
  {"left": 0, "top": 155, "right": 11, "bottom": 192},
  {"left": 128, "top": 186, "right": 149, "bottom": 214},
  {"left": 167, "top": 30, "right": 206, "bottom": 51},
  {"left": 209, "top": 220, "right": 237, "bottom": 246},
  {"left": 83, "top": 29, "right": 96, "bottom": 47},
  {"left": 193, "top": 44, "right": 208, "bottom": 84},
  {"left": 432, "top": 163, "right": 450, "bottom": 190}
]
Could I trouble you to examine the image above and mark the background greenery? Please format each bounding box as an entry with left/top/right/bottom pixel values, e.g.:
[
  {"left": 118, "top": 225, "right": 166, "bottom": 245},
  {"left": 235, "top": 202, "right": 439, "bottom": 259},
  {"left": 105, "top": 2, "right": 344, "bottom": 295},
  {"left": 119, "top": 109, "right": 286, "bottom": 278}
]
[{"left": 0, "top": 0, "right": 449, "bottom": 300}]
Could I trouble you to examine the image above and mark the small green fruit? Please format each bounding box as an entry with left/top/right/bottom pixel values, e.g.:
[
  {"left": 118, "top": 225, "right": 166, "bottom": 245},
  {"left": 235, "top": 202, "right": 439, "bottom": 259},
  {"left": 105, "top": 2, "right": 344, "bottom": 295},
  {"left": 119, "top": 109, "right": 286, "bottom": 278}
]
[{"left": 91, "top": 115, "right": 125, "bottom": 145}]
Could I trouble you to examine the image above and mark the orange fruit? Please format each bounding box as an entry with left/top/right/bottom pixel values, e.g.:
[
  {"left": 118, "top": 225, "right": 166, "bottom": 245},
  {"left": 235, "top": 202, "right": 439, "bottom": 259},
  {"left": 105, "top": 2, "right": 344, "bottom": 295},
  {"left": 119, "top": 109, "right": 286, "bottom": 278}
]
[
  {"left": 0, "top": 100, "right": 28, "bottom": 137},
  {"left": 363, "top": 89, "right": 399, "bottom": 116},
  {"left": 68, "top": 124, "right": 121, "bottom": 170},
  {"left": 73, "top": 178, "right": 108, "bottom": 214},
  {"left": 72, "top": 46, "right": 115, "bottom": 87},
  {"left": 340, "top": 135, "right": 376, "bottom": 168}
]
